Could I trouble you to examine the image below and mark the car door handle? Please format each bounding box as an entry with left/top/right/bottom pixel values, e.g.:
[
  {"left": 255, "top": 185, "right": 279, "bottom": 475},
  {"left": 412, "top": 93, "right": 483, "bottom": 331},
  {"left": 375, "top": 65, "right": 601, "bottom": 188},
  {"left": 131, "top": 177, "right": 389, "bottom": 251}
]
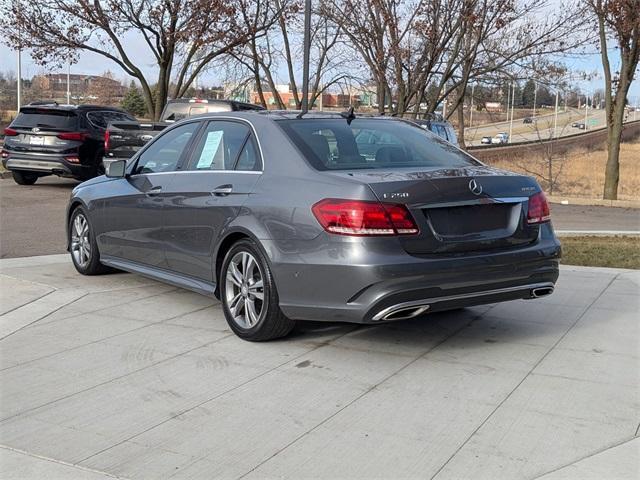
[
  {"left": 145, "top": 186, "right": 163, "bottom": 196},
  {"left": 211, "top": 185, "right": 233, "bottom": 196}
]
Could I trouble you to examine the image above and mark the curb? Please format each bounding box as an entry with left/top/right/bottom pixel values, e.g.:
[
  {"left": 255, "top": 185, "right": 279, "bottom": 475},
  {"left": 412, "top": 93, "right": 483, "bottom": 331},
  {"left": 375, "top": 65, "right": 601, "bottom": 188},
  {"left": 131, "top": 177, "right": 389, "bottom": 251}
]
[
  {"left": 556, "top": 230, "right": 640, "bottom": 236},
  {"left": 549, "top": 196, "right": 640, "bottom": 209}
]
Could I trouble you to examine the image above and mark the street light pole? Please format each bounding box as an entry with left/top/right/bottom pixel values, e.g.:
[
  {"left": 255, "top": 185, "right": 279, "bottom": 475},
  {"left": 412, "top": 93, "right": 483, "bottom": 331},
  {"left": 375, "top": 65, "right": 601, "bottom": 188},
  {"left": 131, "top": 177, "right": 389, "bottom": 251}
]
[
  {"left": 469, "top": 83, "right": 475, "bottom": 127},
  {"left": 532, "top": 81, "right": 537, "bottom": 119},
  {"left": 553, "top": 90, "right": 559, "bottom": 139},
  {"left": 67, "top": 61, "right": 71, "bottom": 104},
  {"left": 508, "top": 82, "right": 515, "bottom": 142},
  {"left": 300, "top": 0, "right": 311, "bottom": 114},
  {"left": 584, "top": 93, "right": 589, "bottom": 130}
]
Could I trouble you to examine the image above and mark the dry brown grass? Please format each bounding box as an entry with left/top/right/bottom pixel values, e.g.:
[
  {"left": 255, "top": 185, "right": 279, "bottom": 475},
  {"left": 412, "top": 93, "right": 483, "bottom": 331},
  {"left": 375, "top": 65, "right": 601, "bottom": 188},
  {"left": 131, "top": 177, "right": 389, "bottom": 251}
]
[{"left": 484, "top": 140, "right": 640, "bottom": 201}]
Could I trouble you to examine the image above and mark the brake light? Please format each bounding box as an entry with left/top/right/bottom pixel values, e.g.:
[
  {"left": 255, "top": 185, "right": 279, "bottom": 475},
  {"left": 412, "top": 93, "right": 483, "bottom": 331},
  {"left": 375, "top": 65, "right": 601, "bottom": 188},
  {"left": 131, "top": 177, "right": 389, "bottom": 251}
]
[
  {"left": 57, "top": 132, "right": 87, "bottom": 141},
  {"left": 104, "top": 129, "right": 110, "bottom": 152},
  {"left": 4, "top": 128, "right": 18, "bottom": 136},
  {"left": 312, "top": 199, "right": 419, "bottom": 236},
  {"left": 527, "top": 191, "right": 551, "bottom": 224},
  {"left": 189, "top": 98, "right": 208, "bottom": 103}
]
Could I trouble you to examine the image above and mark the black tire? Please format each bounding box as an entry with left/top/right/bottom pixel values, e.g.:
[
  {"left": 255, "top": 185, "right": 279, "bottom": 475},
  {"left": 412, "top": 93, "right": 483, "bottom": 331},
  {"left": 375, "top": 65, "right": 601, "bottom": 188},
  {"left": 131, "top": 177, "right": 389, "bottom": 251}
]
[
  {"left": 12, "top": 171, "right": 38, "bottom": 185},
  {"left": 69, "top": 206, "right": 110, "bottom": 275},
  {"left": 220, "top": 239, "right": 295, "bottom": 341}
]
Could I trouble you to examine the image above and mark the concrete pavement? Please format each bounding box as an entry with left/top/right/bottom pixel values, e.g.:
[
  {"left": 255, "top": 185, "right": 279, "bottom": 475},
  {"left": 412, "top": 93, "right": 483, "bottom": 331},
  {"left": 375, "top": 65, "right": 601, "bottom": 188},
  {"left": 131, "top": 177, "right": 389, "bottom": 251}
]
[{"left": 1, "top": 254, "right": 638, "bottom": 479}]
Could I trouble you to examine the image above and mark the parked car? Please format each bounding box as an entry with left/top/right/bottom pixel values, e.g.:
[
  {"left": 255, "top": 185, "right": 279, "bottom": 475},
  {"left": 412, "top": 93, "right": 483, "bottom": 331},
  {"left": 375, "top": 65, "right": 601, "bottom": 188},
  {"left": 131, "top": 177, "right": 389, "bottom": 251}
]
[
  {"left": 573, "top": 122, "right": 586, "bottom": 130},
  {"left": 493, "top": 132, "right": 509, "bottom": 144},
  {"left": 67, "top": 111, "right": 561, "bottom": 341},
  {"left": 2, "top": 103, "right": 135, "bottom": 184},
  {"left": 411, "top": 114, "right": 459, "bottom": 146},
  {"left": 481, "top": 136, "right": 493, "bottom": 144},
  {"left": 104, "top": 98, "right": 265, "bottom": 160},
  {"left": 523, "top": 117, "right": 533, "bottom": 124}
]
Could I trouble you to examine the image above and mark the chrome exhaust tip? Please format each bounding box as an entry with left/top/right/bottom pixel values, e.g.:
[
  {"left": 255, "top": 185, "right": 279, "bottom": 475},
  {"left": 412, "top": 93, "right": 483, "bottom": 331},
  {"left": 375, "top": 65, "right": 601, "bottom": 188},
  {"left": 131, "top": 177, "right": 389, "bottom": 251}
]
[
  {"left": 531, "top": 286, "right": 554, "bottom": 298},
  {"left": 374, "top": 304, "right": 430, "bottom": 322}
]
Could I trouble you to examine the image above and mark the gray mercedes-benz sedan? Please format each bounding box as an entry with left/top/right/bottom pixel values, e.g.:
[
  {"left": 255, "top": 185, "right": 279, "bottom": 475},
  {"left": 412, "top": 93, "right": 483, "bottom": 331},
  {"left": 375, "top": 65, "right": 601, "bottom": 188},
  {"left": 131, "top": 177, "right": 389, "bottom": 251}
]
[{"left": 67, "top": 111, "right": 561, "bottom": 341}]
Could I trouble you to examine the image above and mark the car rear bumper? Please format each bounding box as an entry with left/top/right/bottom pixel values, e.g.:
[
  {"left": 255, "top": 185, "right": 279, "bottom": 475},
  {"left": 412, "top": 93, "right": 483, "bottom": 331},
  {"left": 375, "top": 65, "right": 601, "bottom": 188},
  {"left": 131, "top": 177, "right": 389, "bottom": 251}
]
[
  {"left": 270, "top": 223, "right": 561, "bottom": 324},
  {"left": 2, "top": 152, "right": 91, "bottom": 178}
]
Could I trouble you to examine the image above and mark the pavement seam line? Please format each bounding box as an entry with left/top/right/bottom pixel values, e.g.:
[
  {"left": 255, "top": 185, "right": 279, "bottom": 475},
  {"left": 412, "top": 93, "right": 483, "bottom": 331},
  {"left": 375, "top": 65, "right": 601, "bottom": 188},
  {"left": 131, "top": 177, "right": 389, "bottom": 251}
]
[
  {"left": 0, "top": 443, "right": 130, "bottom": 479},
  {"left": 0, "top": 331, "right": 235, "bottom": 424},
  {"left": 531, "top": 435, "right": 639, "bottom": 479},
  {"left": 0, "top": 304, "right": 215, "bottom": 373},
  {"left": 25, "top": 286, "right": 184, "bottom": 330},
  {"left": 0, "top": 292, "right": 90, "bottom": 341},
  {"left": 0, "top": 289, "right": 57, "bottom": 319},
  {"left": 235, "top": 307, "right": 494, "bottom": 479},
  {"left": 428, "top": 273, "right": 622, "bottom": 480},
  {"left": 76, "top": 325, "right": 362, "bottom": 465}
]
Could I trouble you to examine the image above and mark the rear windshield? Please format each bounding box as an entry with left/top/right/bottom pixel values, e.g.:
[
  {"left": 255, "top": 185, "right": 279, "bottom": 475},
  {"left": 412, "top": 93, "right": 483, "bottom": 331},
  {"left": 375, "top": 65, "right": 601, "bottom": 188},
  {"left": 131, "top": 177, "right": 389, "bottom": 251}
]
[
  {"left": 278, "top": 118, "right": 475, "bottom": 171},
  {"left": 12, "top": 108, "right": 78, "bottom": 131}
]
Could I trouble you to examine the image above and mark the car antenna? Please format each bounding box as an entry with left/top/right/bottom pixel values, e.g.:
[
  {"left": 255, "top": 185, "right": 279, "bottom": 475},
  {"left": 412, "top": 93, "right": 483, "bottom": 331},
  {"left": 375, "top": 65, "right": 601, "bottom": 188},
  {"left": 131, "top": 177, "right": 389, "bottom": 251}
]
[{"left": 340, "top": 106, "right": 356, "bottom": 124}]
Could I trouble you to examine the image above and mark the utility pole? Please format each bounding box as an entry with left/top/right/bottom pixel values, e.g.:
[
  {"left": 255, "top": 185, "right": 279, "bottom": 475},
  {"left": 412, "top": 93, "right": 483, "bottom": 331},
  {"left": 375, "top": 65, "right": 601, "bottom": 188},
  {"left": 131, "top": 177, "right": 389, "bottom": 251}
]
[
  {"left": 553, "top": 90, "right": 559, "bottom": 139},
  {"left": 300, "top": 0, "right": 311, "bottom": 113},
  {"left": 469, "top": 83, "right": 475, "bottom": 127},
  {"left": 505, "top": 83, "right": 510, "bottom": 123}
]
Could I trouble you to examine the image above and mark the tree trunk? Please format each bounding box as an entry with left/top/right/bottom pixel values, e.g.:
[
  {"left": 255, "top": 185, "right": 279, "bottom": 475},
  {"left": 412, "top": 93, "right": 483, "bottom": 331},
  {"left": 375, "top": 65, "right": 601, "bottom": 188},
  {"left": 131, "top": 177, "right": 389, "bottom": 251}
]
[
  {"left": 457, "top": 102, "right": 467, "bottom": 150},
  {"left": 603, "top": 109, "right": 624, "bottom": 199}
]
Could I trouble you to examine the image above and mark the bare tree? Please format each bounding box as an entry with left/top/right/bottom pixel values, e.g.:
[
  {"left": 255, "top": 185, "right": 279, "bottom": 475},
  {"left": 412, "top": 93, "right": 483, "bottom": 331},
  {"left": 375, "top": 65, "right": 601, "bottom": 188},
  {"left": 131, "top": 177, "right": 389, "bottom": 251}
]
[
  {"left": 233, "top": 0, "right": 350, "bottom": 110},
  {"left": 589, "top": 0, "right": 640, "bottom": 200},
  {"left": 0, "top": 0, "right": 277, "bottom": 119}
]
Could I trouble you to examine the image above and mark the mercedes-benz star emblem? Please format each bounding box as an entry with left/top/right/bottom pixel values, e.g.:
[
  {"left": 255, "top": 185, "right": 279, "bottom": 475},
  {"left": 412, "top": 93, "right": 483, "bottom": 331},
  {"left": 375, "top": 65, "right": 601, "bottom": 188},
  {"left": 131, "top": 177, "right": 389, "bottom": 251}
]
[
  {"left": 468, "top": 178, "right": 483, "bottom": 195},
  {"left": 32, "top": 127, "right": 40, "bottom": 133}
]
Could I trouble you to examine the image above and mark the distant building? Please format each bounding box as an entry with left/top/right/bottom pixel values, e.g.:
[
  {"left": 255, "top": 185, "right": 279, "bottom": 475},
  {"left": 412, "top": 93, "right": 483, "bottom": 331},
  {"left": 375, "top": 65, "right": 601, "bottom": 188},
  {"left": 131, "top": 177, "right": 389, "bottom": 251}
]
[{"left": 32, "top": 73, "right": 126, "bottom": 97}]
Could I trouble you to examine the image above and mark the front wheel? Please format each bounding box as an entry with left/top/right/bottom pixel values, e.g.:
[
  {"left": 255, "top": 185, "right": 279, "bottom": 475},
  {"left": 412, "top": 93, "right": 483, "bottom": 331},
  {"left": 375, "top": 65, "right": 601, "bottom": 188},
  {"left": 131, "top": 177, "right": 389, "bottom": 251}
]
[
  {"left": 69, "top": 207, "right": 110, "bottom": 275},
  {"left": 220, "top": 239, "right": 295, "bottom": 341},
  {"left": 12, "top": 171, "right": 38, "bottom": 185}
]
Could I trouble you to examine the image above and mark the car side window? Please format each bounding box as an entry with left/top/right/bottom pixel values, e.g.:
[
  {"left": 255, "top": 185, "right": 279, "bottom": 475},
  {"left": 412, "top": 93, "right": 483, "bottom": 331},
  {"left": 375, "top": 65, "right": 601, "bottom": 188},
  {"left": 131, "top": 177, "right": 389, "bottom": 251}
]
[
  {"left": 235, "top": 136, "right": 261, "bottom": 171},
  {"left": 187, "top": 121, "right": 254, "bottom": 171},
  {"left": 88, "top": 111, "right": 134, "bottom": 129},
  {"left": 135, "top": 122, "right": 199, "bottom": 174}
]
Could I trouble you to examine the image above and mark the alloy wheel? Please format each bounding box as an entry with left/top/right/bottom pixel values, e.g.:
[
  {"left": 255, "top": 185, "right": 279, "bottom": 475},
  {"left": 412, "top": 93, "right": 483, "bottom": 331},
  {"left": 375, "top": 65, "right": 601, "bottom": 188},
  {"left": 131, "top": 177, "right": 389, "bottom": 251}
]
[
  {"left": 71, "top": 213, "right": 91, "bottom": 268},
  {"left": 224, "top": 251, "right": 265, "bottom": 328}
]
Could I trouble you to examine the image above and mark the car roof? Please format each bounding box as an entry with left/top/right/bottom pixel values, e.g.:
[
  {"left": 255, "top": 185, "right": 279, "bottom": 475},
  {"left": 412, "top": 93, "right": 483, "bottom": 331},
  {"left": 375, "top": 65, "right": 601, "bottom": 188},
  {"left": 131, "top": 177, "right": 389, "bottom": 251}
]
[
  {"left": 20, "top": 104, "right": 128, "bottom": 113},
  {"left": 190, "top": 110, "right": 408, "bottom": 122}
]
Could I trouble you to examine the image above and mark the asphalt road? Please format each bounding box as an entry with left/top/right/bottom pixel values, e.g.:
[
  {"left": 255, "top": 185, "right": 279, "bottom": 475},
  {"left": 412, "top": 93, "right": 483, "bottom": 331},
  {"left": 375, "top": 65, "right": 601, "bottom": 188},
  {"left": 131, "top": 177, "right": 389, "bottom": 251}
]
[
  {"left": 0, "top": 176, "right": 79, "bottom": 259},
  {"left": 0, "top": 176, "right": 638, "bottom": 259},
  {"left": 465, "top": 108, "right": 608, "bottom": 146}
]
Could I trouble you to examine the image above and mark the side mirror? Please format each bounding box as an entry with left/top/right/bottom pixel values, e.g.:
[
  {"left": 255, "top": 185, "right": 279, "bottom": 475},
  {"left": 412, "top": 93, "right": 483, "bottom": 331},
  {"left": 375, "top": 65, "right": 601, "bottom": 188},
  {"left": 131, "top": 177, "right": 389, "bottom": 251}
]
[{"left": 105, "top": 159, "right": 126, "bottom": 178}]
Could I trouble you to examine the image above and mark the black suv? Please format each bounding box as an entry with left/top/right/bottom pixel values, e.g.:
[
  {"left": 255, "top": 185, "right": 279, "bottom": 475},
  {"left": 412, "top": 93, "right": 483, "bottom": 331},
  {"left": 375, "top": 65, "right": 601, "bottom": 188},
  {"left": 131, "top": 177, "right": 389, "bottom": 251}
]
[{"left": 2, "top": 103, "right": 135, "bottom": 184}]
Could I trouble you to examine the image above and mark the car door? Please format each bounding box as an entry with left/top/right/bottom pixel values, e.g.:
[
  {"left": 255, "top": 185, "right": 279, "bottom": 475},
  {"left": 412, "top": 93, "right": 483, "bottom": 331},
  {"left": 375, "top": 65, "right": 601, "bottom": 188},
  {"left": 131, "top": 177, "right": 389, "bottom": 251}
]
[
  {"left": 97, "top": 121, "right": 201, "bottom": 268},
  {"left": 163, "top": 119, "right": 262, "bottom": 282}
]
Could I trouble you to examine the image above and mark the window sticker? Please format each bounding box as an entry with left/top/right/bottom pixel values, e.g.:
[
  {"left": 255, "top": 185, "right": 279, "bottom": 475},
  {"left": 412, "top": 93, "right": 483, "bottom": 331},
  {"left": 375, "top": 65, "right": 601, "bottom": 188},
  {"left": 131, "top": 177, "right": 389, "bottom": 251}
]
[{"left": 197, "top": 130, "right": 224, "bottom": 169}]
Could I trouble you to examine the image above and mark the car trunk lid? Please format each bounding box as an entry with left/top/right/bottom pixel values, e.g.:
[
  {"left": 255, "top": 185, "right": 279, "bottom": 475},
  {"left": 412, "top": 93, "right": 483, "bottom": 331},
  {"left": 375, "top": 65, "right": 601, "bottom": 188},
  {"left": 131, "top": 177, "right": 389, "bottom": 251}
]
[{"left": 329, "top": 165, "right": 542, "bottom": 254}]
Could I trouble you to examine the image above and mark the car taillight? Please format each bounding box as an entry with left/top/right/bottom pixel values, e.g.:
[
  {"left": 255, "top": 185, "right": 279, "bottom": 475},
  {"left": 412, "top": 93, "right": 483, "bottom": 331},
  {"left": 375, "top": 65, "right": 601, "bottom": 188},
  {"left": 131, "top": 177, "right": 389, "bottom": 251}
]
[
  {"left": 66, "top": 155, "right": 80, "bottom": 163},
  {"left": 4, "top": 128, "right": 18, "bottom": 136},
  {"left": 312, "top": 198, "right": 419, "bottom": 236},
  {"left": 527, "top": 191, "right": 551, "bottom": 224},
  {"left": 57, "top": 132, "right": 87, "bottom": 141},
  {"left": 104, "top": 129, "right": 110, "bottom": 152}
]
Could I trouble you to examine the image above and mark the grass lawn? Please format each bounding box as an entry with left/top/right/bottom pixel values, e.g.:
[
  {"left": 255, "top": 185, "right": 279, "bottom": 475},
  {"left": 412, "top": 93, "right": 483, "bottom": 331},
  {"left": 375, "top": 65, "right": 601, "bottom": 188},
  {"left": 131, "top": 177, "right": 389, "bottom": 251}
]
[{"left": 560, "top": 235, "right": 640, "bottom": 269}]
